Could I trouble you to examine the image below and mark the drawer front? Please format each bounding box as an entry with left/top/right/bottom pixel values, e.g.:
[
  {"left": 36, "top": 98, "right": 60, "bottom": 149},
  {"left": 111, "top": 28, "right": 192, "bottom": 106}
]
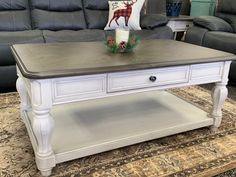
[
  {"left": 52, "top": 74, "right": 106, "bottom": 103},
  {"left": 190, "top": 62, "right": 224, "bottom": 82},
  {"left": 108, "top": 66, "right": 189, "bottom": 92}
]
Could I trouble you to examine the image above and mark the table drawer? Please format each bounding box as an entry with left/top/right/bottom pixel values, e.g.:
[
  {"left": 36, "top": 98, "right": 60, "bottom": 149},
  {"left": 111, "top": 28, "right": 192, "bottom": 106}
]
[
  {"left": 190, "top": 62, "right": 224, "bottom": 82},
  {"left": 52, "top": 74, "right": 106, "bottom": 103},
  {"left": 108, "top": 66, "right": 189, "bottom": 92}
]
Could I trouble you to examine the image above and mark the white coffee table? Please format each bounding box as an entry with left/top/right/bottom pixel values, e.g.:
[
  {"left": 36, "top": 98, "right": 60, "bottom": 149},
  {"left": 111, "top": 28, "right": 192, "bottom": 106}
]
[{"left": 11, "top": 40, "right": 235, "bottom": 176}]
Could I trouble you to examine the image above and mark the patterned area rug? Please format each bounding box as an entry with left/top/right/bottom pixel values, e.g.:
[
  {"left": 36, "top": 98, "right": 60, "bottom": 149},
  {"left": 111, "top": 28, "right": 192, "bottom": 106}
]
[{"left": 0, "top": 86, "right": 236, "bottom": 177}]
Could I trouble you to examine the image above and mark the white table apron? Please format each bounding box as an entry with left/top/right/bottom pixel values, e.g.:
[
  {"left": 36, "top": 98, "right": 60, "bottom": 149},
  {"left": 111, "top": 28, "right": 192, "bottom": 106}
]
[{"left": 16, "top": 61, "right": 231, "bottom": 176}]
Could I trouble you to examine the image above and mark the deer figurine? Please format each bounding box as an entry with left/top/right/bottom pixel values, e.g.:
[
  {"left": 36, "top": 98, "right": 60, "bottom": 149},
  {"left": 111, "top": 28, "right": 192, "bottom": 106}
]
[{"left": 109, "top": 0, "right": 138, "bottom": 27}]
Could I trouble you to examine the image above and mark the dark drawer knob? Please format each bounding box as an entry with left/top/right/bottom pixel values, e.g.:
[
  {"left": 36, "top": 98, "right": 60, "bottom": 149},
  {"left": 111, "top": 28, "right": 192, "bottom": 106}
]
[{"left": 149, "top": 76, "right": 157, "bottom": 82}]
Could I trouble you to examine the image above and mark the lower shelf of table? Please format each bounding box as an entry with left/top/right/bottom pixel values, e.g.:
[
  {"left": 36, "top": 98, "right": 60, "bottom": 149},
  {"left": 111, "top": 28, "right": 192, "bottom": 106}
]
[{"left": 23, "top": 90, "right": 213, "bottom": 164}]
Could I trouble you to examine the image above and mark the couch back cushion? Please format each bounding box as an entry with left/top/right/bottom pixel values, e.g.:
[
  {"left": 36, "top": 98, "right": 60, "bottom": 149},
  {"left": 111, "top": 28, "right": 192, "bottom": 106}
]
[
  {"left": 217, "top": 0, "right": 236, "bottom": 14},
  {"left": 83, "top": 0, "right": 109, "bottom": 29},
  {"left": 215, "top": 13, "right": 236, "bottom": 33},
  {"left": 0, "top": 0, "right": 31, "bottom": 31},
  {"left": 216, "top": 0, "right": 236, "bottom": 33},
  {"left": 30, "top": 0, "right": 87, "bottom": 30}
]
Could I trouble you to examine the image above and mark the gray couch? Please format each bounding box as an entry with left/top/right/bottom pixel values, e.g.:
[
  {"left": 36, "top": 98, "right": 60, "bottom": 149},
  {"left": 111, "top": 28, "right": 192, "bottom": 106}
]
[
  {"left": 0, "top": 0, "right": 173, "bottom": 93},
  {"left": 185, "top": 0, "right": 236, "bottom": 85}
]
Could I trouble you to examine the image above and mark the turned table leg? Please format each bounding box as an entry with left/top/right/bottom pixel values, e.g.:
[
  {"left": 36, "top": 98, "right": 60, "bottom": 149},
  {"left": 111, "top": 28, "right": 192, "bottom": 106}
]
[
  {"left": 31, "top": 80, "right": 55, "bottom": 176},
  {"left": 210, "top": 82, "right": 228, "bottom": 132},
  {"left": 32, "top": 108, "right": 55, "bottom": 176},
  {"left": 16, "top": 77, "right": 31, "bottom": 121}
]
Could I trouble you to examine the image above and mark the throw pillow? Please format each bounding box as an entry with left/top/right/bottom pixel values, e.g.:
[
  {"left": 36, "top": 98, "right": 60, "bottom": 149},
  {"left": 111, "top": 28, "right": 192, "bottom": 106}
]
[{"left": 104, "top": 0, "right": 145, "bottom": 30}]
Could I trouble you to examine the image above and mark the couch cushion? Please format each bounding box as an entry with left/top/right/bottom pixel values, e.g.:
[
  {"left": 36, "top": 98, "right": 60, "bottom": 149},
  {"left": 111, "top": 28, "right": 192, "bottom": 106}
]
[
  {"left": 216, "top": 13, "right": 236, "bottom": 33},
  {"left": 32, "top": 9, "right": 86, "bottom": 30},
  {"left": 0, "top": 11, "right": 31, "bottom": 31},
  {"left": 83, "top": 0, "right": 109, "bottom": 10},
  {"left": 185, "top": 26, "right": 209, "bottom": 46},
  {"left": 105, "top": 26, "right": 173, "bottom": 40},
  {"left": 193, "top": 16, "right": 233, "bottom": 32},
  {"left": 31, "top": 0, "right": 83, "bottom": 11},
  {"left": 0, "top": 30, "right": 44, "bottom": 66},
  {"left": 140, "top": 14, "right": 168, "bottom": 29},
  {"left": 0, "top": 0, "right": 31, "bottom": 31},
  {"left": 30, "top": 0, "right": 86, "bottom": 30},
  {"left": 83, "top": 0, "right": 109, "bottom": 29},
  {"left": 202, "top": 31, "right": 236, "bottom": 55},
  {"left": 84, "top": 10, "right": 109, "bottom": 29},
  {"left": 43, "top": 30, "right": 105, "bottom": 43},
  {"left": 0, "top": 0, "right": 28, "bottom": 10},
  {"left": 217, "top": 0, "right": 236, "bottom": 14}
]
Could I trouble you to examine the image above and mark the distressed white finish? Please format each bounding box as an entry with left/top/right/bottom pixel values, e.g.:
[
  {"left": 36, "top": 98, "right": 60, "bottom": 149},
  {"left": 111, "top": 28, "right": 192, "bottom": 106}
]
[
  {"left": 210, "top": 61, "right": 231, "bottom": 132},
  {"left": 167, "top": 19, "right": 193, "bottom": 40},
  {"left": 17, "top": 61, "right": 231, "bottom": 176},
  {"left": 52, "top": 74, "right": 106, "bottom": 104},
  {"left": 167, "top": 20, "right": 193, "bottom": 32},
  {"left": 16, "top": 77, "right": 31, "bottom": 121},
  {"left": 25, "top": 91, "right": 213, "bottom": 163},
  {"left": 210, "top": 83, "right": 228, "bottom": 132},
  {"left": 108, "top": 66, "right": 189, "bottom": 92},
  {"left": 31, "top": 80, "right": 55, "bottom": 176}
]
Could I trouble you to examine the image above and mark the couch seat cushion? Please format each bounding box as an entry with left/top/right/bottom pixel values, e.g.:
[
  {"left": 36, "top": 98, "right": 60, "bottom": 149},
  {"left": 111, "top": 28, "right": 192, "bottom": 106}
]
[
  {"left": 203, "top": 31, "right": 236, "bottom": 55},
  {"left": 0, "top": 30, "right": 44, "bottom": 66},
  {"left": 43, "top": 30, "right": 106, "bottom": 43}
]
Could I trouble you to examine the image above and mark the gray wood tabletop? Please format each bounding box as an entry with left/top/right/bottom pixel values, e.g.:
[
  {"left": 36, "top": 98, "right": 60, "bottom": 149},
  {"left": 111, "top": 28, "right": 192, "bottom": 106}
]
[{"left": 11, "top": 40, "right": 236, "bottom": 79}]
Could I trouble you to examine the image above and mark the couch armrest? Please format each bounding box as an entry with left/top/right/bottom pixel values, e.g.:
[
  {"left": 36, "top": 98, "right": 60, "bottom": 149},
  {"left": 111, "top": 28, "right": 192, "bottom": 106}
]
[
  {"left": 185, "top": 26, "right": 208, "bottom": 46},
  {"left": 140, "top": 14, "right": 168, "bottom": 30},
  {"left": 193, "top": 16, "right": 233, "bottom": 32}
]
